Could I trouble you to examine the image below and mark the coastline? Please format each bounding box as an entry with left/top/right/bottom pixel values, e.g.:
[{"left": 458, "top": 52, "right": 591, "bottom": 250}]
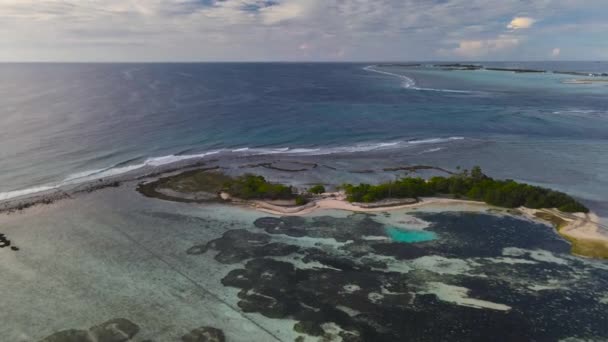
[
  {"left": 3, "top": 158, "right": 608, "bottom": 259},
  {"left": 4, "top": 168, "right": 607, "bottom": 342},
  {"left": 524, "top": 208, "right": 608, "bottom": 259},
  {"left": 238, "top": 193, "right": 608, "bottom": 259},
  {"left": 248, "top": 192, "right": 487, "bottom": 216}
]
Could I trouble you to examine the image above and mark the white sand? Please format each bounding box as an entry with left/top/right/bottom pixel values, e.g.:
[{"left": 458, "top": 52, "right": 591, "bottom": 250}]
[
  {"left": 519, "top": 208, "right": 608, "bottom": 251},
  {"left": 249, "top": 192, "right": 488, "bottom": 216},
  {"left": 422, "top": 282, "right": 511, "bottom": 311},
  {"left": 411, "top": 255, "right": 479, "bottom": 276},
  {"left": 244, "top": 193, "right": 608, "bottom": 258},
  {"left": 247, "top": 193, "right": 608, "bottom": 252}
]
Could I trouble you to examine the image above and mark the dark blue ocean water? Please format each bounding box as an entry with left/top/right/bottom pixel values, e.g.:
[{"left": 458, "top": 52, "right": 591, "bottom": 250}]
[{"left": 1, "top": 62, "right": 607, "bottom": 215}]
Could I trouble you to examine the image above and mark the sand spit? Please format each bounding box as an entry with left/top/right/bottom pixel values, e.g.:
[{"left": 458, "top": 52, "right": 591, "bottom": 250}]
[
  {"left": 244, "top": 193, "right": 608, "bottom": 259},
  {"left": 248, "top": 192, "right": 487, "bottom": 216},
  {"left": 519, "top": 208, "right": 608, "bottom": 259}
]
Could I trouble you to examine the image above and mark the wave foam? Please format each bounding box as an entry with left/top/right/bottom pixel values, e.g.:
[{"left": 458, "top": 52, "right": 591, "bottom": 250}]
[
  {"left": 0, "top": 137, "right": 466, "bottom": 201},
  {"left": 231, "top": 137, "right": 463, "bottom": 156},
  {"left": 0, "top": 151, "right": 222, "bottom": 202},
  {"left": 420, "top": 147, "right": 444, "bottom": 154},
  {"left": 552, "top": 109, "right": 605, "bottom": 118},
  {"left": 407, "top": 137, "right": 463, "bottom": 145},
  {"left": 0, "top": 186, "right": 59, "bottom": 201},
  {"left": 364, "top": 65, "right": 473, "bottom": 93},
  {"left": 364, "top": 65, "right": 416, "bottom": 88}
]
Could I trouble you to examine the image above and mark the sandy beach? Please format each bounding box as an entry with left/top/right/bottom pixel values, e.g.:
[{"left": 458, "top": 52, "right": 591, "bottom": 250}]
[
  {"left": 245, "top": 192, "right": 608, "bottom": 258},
  {"left": 559, "top": 211, "right": 608, "bottom": 241},
  {"left": 249, "top": 192, "right": 487, "bottom": 216}
]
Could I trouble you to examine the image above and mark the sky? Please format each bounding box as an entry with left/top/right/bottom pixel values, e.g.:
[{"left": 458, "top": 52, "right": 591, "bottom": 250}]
[{"left": 1, "top": 0, "right": 607, "bottom": 62}]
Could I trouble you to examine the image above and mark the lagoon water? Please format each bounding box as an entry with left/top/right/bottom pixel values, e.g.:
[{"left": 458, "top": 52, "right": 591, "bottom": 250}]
[
  {"left": 386, "top": 227, "right": 437, "bottom": 243},
  {"left": 1, "top": 185, "right": 607, "bottom": 341},
  {"left": 1, "top": 62, "right": 608, "bottom": 341}
]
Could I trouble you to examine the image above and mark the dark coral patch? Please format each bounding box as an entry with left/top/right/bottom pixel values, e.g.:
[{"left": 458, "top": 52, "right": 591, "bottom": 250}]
[
  {"left": 188, "top": 229, "right": 299, "bottom": 264},
  {"left": 39, "top": 319, "right": 227, "bottom": 342},
  {"left": 254, "top": 214, "right": 386, "bottom": 242},
  {"left": 39, "top": 318, "right": 140, "bottom": 342},
  {"left": 0, "top": 233, "right": 18, "bottom": 251},
  {"left": 181, "top": 326, "right": 225, "bottom": 342}
]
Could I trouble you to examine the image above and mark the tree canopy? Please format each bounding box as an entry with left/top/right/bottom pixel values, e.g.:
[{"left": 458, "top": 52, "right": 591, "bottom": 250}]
[
  {"left": 223, "top": 174, "right": 295, "bottom": 200},
  {"left": 342, "top": 166, "right": 588, "bottom": 213}
]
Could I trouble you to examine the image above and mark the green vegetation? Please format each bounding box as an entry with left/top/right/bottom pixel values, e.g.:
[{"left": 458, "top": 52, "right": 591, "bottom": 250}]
[
  {"left": 137, "top": 167, "right": 225, "bottom": 203},
  {"left": 295, "top": 195, "right": 308, "bottom": 206},
  {"left": 534, "top": 212, "right": 568, "bottom": 228},
  {"left": 342, "top": 166, "right": 589, "bottom": 213},
  {"left": 222, "top": 174, "right": 295, "bottom": 200},
  {"left": 569, "top": 239, "right": 608, "bottom": 259},
  {"left": 137, "top": 170, "right": 297, "bottom": 203},
  {"left": 308, "top": 184, "right": 326, "bottom": 194},
  {"left": 162, "top": 168, "right": 230, "bottom": 193}
]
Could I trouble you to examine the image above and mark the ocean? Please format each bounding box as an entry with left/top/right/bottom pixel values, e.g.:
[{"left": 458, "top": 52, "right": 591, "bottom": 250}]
[
  {"left": 1, "top": 62, "right": 607, "bottom": 216},
  {"left": 1, "top": 62, "right": 608, "bottom": 341}
]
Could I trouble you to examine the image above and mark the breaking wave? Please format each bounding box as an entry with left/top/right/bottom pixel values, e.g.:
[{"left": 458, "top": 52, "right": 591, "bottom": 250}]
[
  {"left": 0, "top": 137, "right": 466, "bottom": 201},
  {"left": 363, "top": 65, "right": 473, "bottom": 93}
]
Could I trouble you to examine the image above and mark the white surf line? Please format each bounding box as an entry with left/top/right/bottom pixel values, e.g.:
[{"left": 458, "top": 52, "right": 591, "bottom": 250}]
[
  {"left": 1, "top": 135, "right": 469, "bottom": 204},
  {"left": 363, "top": 65, "right": 473, "bottom": 93},
  {"left": 363, "top": 65, "right": 416, "bottom": 88},
  {"left": 0, "top": 151, "right": 223, "bottom": 202}
]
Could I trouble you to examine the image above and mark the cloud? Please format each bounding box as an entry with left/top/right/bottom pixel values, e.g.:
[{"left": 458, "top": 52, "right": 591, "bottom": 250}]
[
  {"left": 507, "top": 17, "right": 535, "bottom": 30},
  {"left": 446, "top": 36, "right": 520, "bottom": 57},
  {"left": 439, "top": 14, "right": 540, "bottom": 58},
  {"left": 259, "top": 1, "right": 305, "bottom": 24},
  {"left": 0, "top": 0, "right": 606, "bottom": 61},
  {"left": 552, "top": 48, "right": 561, "bottom": 57}
]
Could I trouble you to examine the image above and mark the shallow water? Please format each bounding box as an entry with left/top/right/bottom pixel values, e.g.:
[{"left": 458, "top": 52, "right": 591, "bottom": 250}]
[
  {"left": 0, "top": 184, "right": 606, "bottom": 341},
  {"left": 386, "top": 227, "right": 437, "bottom": 243}
]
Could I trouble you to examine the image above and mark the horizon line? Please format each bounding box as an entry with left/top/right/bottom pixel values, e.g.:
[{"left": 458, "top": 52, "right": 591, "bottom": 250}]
[{"left": 0, "top": 60, "right": 606, "bottom": 64}]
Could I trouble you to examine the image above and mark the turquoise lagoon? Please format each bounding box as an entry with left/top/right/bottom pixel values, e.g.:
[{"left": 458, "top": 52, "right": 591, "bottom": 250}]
[{"left": 386, "top": 227, "right": 437, "bottom": 243}]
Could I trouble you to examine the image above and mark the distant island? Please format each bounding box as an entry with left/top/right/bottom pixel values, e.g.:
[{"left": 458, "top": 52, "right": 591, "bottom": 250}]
[
  {"left": 561, "top": 79, "right": 608, "bottom": 84},
  {"left": 137, "top": 166, "right": 608, "bottom": 259},
  {"left": 375, "top": 63, "right": 608, "bottom": 77}
]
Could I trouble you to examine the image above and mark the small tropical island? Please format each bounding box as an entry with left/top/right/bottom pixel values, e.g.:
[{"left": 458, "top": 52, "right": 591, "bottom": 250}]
[{"left": 137, "top": 166, "right": 608, "bottom": 259}]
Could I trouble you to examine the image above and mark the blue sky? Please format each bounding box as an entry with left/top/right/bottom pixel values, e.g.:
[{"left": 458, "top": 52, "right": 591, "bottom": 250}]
[{"left": 0, "top": 0, "right": 607, "bottom": 61}]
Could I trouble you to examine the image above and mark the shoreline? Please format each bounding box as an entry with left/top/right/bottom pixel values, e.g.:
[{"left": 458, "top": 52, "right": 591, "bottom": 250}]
[
  {"left": 238, "top": 192, "right": 608, "bottom": 259},
  {"left": 3, "top": 160, "right": 608, "bottom": 259},
  {"left": 248, "top": 193, "right": 488, "bottom": 216}
]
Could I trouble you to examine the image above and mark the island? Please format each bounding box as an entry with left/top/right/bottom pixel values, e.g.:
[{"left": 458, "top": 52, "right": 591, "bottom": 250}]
[
  {"left": 380, "top": 63, "right": 608, "bottom": 78},
  {"left": 561, "top": 78, "right": 608, "bottom": 84},
  {"left": 137, "top": 166, "right": 608, "bottom": 259},
  {"left": 4, "top": 162, "right": 608, "bottom": 341},
  {"left": 430, "top": 64, "right": 546, "bottom": 73}
]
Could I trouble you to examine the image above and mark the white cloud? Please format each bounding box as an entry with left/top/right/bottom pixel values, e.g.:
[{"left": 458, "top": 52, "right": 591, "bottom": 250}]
[
  {"left": 507, "top": 17, "right": 535, "bottom": 30},
  {"left": 0, "top": 0, "right": 606, "bottom": 61},
  {"left": 447, "top": 37, "right": 520, "bottom": 58},
  {"left": 259, "top": 1, "right": 305, "bottom": 25},
  {"left": 551, "top": 48, "right": 561, "bottom": 57}
]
